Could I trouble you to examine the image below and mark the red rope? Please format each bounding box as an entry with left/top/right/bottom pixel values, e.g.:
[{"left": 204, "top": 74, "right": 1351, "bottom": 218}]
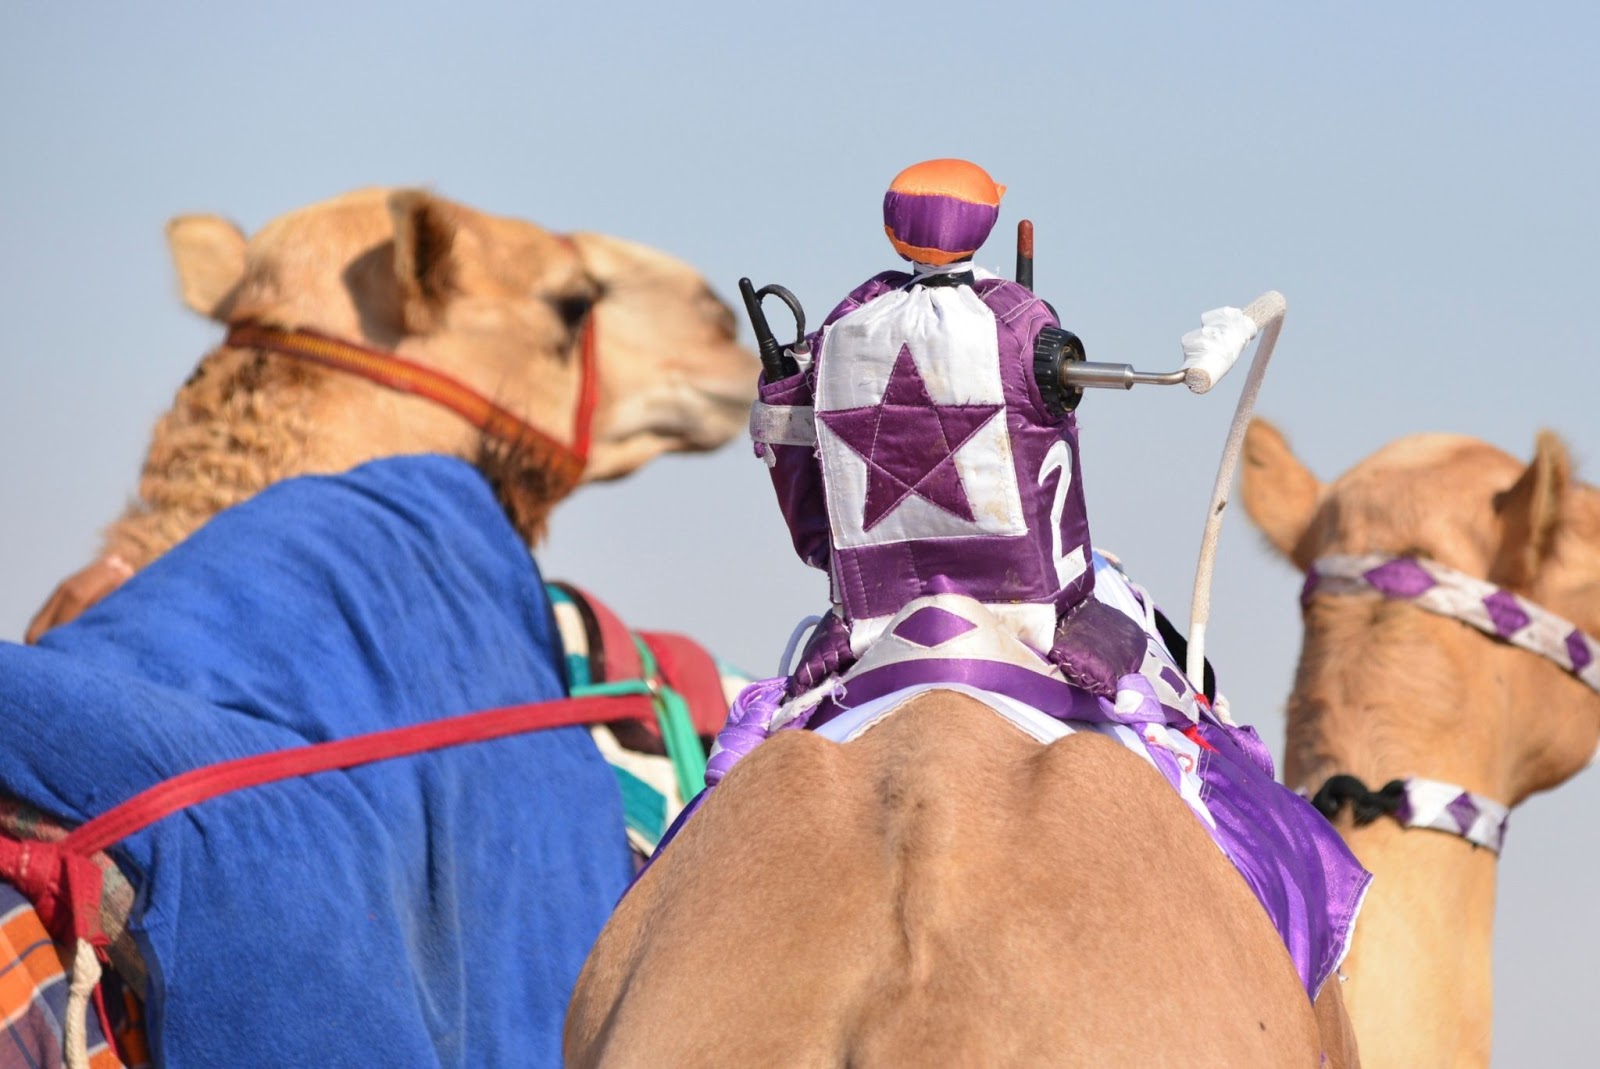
[{"left": 61, "top": 693, "right": 653, "bottom": 857}]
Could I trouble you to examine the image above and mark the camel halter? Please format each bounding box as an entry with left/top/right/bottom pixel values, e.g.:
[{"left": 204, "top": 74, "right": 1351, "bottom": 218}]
[
  {"left": 1300, "top": 553, "right": 1600, "bottom": 854},
  {"left": 224, "top": 312, "right": 599, "bottom": 496}
]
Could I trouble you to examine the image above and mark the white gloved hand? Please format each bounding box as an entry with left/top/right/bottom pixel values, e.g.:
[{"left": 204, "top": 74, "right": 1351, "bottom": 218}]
[{"left": 1180, "top": 306, "right": 1259, "bottom": 394}]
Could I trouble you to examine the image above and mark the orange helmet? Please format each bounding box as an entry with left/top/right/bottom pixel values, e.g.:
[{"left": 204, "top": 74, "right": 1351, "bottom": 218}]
[{"left": 882, "top": 159, "right": 1006, "bottom": 265}]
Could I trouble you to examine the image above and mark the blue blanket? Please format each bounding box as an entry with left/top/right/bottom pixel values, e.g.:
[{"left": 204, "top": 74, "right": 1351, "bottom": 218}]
[{"left": 0, "top": 455, "right": 632, "bottom": 1067}]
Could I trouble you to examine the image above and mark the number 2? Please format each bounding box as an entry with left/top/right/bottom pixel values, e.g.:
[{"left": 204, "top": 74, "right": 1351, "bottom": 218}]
[{"left": 1039, "top": 440, "right": 1087, "bottom": 588}]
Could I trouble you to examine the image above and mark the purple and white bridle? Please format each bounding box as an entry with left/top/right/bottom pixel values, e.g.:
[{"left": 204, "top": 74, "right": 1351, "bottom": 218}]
[{"left": 1299, "top": 553, "right": 1600, "bottom": 855}]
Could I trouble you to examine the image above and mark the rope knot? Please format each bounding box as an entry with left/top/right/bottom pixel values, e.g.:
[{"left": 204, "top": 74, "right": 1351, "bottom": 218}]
[{"left": 1310, "top": 774, "right": 1407, "bottom": 826}]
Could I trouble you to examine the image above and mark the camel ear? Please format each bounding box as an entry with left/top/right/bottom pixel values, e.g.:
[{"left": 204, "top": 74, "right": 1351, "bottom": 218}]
[
  {"left": 389, "top": 190, "right": 457, "bottom": 334},
  {"left": 1491, "top": 431, "right": 1571, "bottom": 588},
  {"left": 1241, "top": 418, "right": 1323, "bottom": 561},
  {"left": 166, "top": 215, "right": 247, "bottom": 320}
]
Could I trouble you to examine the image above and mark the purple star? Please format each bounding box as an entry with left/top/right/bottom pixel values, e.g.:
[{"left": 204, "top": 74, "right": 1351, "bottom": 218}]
[{"left": 819, "top": 344, "right": 1001, "bottom": 531}]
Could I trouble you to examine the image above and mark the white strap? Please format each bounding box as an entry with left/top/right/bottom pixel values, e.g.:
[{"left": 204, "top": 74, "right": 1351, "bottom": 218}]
[
  {"left": 779, "top": 614, "right": 825, "bottom": 676},
  {"left": 749, "top": 402, "right": 816, "bottom": 447},
  {"left": 1309, "top": 553, "right": 1600, "bottom": 695},
  {"left": 1399, "top": 777, "right": 1510, "bottom": 854}
]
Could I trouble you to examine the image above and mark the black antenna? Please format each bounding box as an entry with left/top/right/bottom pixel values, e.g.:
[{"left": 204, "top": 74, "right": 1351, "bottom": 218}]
[
  {"left": 738, "top": 277, "right": 804, "bottom": 380},
  {"left": 1016, "top": 219, "right": 1034, "bottom": 291}
]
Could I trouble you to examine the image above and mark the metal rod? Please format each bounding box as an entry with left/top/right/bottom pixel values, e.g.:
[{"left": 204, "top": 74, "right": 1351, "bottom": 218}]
[{"left": 1061, "top": 362, "right": 1187, "bottom": 390}]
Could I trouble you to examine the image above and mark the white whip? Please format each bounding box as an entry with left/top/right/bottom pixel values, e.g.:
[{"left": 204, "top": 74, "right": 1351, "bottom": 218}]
[{"left": 1185, "top": 291, "right": 1287, "bottom": 684}]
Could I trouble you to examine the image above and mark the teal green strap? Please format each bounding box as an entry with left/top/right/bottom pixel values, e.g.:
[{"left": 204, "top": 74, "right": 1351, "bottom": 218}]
[
  {"left": 569, "top": 679, "right": 653, "bottom": 700},
  {"left": 568, "top": 657, "right": 708, "bottom": 804},
  {"left": 611, "top": 765, "right": 668, "bottom": 847},
  {"left": 631, "top": 637, "right": 708, "bottom": 803}
]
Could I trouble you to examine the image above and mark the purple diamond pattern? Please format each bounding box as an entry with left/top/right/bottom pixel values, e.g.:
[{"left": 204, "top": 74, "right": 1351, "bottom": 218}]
[
  {"left": 1567, "top": 630, "right": 1593, "bottom": 673},
  {"left": 1298, "top": 571, "right": 1321, "bottom": 607},
  {"left": 1322, "top": 552, "right": 1600, "bottom": 701},
  {"left": 892, "top": 606, "right": 977, "bottom": 649},
  {"left": 1445, "top": 792, "right": 1481, "bottom": 833},
  {"left": 1362, "top": 558, "right": 1437, "bottom": 599},
  {"left": 1482, "top": 590, "right": 1531, "bottom": 638}
]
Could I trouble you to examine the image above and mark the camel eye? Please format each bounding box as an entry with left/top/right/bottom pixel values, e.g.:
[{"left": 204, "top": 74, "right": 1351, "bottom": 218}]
[{"left": 551, "top": 294, "right": 594, "bottom": 331}]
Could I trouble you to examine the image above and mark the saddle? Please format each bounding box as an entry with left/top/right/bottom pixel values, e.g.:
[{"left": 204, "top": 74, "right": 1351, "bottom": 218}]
[
  {"left": 547, "top": 582, "right": 745, "bottom": 854},
  {"left": 698, "top": 552, "right": 1369, "bottom": 1000}
]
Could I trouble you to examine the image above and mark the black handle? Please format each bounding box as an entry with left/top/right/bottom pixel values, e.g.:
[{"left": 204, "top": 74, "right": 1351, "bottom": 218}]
[{"left": 738, "top": 277, "right": 806, "bottom": 380}]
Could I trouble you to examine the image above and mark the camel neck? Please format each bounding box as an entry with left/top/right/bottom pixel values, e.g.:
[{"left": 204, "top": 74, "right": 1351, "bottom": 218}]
[
  {"left": 1333, "top": 818, "right": 1498, "bottom": 1068},
  {"left": 101, "top": 342, "right": 506, "bottom": 570},
  {"left": 102, "top": 347, "right": 323, "bottom": 569},
  {"left": 1283, "top": 601, "right": 1510, "bottom": 1067}
]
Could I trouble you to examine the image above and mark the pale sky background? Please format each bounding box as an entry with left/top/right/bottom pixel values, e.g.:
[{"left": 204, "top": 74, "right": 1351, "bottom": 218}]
[{"left": 2, "top": 2, "right": 1596, "bottom": 1062}]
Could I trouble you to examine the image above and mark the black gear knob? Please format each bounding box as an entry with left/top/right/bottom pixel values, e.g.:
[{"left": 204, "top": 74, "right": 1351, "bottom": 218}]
[{"left": 1033, "top": 326, "right": 1088, "bottom": 415}]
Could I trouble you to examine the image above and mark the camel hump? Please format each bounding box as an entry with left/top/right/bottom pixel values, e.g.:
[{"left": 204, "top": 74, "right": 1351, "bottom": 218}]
[{"left": 570, "top": 692, "right": 1322, "bottom": 1067}]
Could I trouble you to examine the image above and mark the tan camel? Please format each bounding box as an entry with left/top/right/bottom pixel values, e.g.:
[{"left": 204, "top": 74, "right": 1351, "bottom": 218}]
[
  {"left": 566, "top": 690, "right": 1359, "bottom": 1067},
  {"left": 1, "top": 187, "right": 756, "bottom": 1066},
  {"left": 1240, "top": 419, "right": 1600, "bottom": 1068},
  {"left": 26, "top": 186, "right": 756, "bottom": 639}
]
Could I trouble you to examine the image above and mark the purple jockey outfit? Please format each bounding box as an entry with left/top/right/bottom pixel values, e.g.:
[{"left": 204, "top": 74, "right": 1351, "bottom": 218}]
[
  {"left": 754, "top": 264, "right": 1093, "bottom": 663},
  {"left": 691, "top": 159, "right": 1370, "bottom": 1002}
]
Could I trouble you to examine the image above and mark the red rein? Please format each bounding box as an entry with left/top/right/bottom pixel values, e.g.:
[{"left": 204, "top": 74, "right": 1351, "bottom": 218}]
[{"left": 225, "top": 309, "right": 598, "bottom": 489}]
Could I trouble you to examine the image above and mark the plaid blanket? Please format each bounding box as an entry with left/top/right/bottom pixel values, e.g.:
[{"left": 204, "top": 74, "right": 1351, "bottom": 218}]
[{"left": 1, "top": 882, "right": 146, "bottom": 1069}]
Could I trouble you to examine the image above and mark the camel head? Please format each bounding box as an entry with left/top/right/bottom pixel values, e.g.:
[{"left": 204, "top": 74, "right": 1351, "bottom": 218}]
[
  {"left": 164, "top": 188, "right": 756, "bottom": 532},
  {"left": 1241, "top": 419, "right": 1600, "bottom": 805},
  {"left": 25, "top": 189, "right": 759, "bottom": 643}
]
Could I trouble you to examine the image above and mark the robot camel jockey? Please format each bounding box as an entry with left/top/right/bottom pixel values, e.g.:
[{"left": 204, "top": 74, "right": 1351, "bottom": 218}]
[{"left": 696, "top": 158, "right": 1368, "bottom": 1002}]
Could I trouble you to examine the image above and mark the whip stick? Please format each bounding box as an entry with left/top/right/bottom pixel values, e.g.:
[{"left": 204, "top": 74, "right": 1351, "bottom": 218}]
[{"left": 1185, "top": 291, "right": 1287, "bottom": 685}]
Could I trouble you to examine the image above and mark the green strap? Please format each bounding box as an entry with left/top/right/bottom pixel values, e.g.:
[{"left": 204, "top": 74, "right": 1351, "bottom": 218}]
[
  {"left": 569, "top": 679, "right": 653, "bottom": 700},
  {"left": 611, "top": 765, "right": 668, "bottom": 845},
  {"left": 567, "top": 657, "right": 708, "bottom": 804},
  {"left": 630, "top": 637, "right": 708, "bottom": 803},
  {"left": 550, "top": 582, "right": 708, "bottom": 802}
]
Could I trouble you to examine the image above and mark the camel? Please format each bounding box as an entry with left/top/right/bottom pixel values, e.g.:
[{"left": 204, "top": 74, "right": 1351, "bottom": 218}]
[
  {"left": 26, "top": 185, "right": 755, "bottom": 639},
  {"left": 1, "top": 187, "right": 757, "bottom": 1066},
  {"left": 1240, "top": 419, "right": 1600, "bottom": 1068},
  {"left": 567, "top": 691, "right": 1359, "bottom": 1067}
]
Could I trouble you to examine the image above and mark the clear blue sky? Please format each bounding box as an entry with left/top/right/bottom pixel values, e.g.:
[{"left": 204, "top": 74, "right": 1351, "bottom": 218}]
[{"left": 3, "top": 2, "right": 1596, "bottom": 1060}]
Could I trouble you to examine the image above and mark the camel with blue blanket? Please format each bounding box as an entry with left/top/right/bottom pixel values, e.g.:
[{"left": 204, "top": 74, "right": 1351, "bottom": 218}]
[{"left": 0, "top": 188, "right": 756, "bottom": 1068}]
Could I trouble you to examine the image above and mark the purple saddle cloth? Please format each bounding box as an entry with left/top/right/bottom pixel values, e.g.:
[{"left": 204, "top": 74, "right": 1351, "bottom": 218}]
[{"left": 694, "top": 553, "right": 1370, "bottom": 1000}]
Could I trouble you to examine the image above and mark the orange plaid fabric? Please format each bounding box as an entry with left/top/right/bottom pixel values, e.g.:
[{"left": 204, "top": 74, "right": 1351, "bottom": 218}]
[{"left": 1, "top": 883, "right": 147, "bottom": 1069}]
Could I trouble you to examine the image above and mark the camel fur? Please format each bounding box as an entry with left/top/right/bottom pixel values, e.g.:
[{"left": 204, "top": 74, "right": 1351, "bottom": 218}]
[
  {"left": 566, "top": 689, "right": 1358, "bottom": 1067},
  {"left": 1241, "top": 419, "right": 1600, "bottom": 1068}
]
